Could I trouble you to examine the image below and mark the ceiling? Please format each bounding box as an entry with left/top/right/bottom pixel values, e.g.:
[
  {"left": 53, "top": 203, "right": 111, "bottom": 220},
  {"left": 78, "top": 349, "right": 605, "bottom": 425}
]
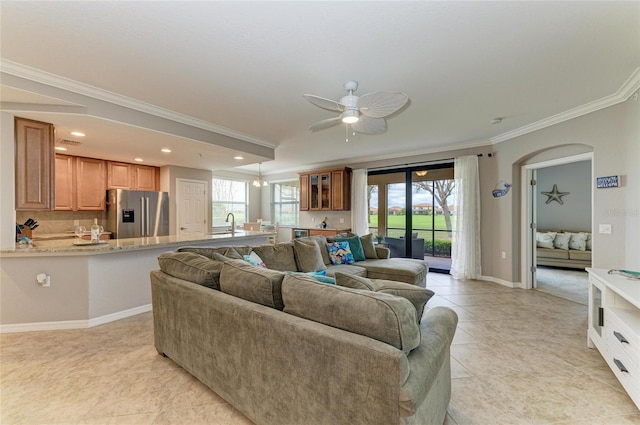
[{"left": 1, "top": 1, "right": 639, "bottom": 176}]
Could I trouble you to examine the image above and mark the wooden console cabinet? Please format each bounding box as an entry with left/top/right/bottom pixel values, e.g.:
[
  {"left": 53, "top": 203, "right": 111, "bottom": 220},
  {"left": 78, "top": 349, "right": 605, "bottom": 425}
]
[
  {"left": 299, "top": 167, "right": 351, "bottom": 211},
  {"left": 14, "top": 118, "right": 55, "bottom": 211},
  {"left": 587, "top": 268, "right": 640, "bottom": 410}
]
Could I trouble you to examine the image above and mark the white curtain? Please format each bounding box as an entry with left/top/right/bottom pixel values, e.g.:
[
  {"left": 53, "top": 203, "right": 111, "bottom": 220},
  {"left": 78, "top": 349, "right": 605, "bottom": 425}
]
[
  {"left": 450, "top": 155, "right": 482, "bottom": 280},
  {"left": 351, "top": 169, "right": 369, "bottom": 236}
]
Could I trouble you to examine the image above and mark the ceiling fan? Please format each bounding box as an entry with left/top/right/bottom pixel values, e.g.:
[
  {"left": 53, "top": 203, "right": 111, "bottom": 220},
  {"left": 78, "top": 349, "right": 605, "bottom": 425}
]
[{"left": 303, "top": 81, "right": 409, "bottom": 134}]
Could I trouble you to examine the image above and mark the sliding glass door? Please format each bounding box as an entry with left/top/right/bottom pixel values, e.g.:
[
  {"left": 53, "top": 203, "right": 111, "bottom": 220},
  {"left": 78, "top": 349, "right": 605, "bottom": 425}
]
[{"left": 368, "top": 164, "right": 454, "bottom": 272}]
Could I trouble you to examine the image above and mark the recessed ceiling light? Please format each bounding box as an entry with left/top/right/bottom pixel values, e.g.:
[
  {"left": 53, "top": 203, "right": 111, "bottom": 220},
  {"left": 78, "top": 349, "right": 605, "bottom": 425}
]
[
  {"left": 55, "top": 146, "right": 67, "bottom": 151},
  {"left": 70, "top": 131, "right": 85, "bottom": 137},
  {"left": 134, "top": 158, "right": 144, "bottom": 162},
  {"left": 234, "top": 156, "right": 244, "bottom": 160},
  {"left": 161, "top": 148, "right": 172, "bottom": 153}
]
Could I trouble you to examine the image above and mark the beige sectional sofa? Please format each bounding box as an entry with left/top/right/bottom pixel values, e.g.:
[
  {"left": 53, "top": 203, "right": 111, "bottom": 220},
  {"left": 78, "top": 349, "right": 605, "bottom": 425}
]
[
  {"left": 151, "top": 248, "right": 457, "bottom": 425},
  {"left": 178, "top": 233, "right": 429, "bottom": 287},
  {"left": 536, "top": 230, "right": 592, "bottom": 269}
]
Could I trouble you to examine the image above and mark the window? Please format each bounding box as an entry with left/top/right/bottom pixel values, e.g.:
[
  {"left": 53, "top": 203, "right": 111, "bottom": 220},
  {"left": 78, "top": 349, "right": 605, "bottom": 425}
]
[
  {"left": 212, "top": 178, "right": 248, "bottom": 227},
  {"left": 272, "top": 181, "right": 299, "bottom": 226}
]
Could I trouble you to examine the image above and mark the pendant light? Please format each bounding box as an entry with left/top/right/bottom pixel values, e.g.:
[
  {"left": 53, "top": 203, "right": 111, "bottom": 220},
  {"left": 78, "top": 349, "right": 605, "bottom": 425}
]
[{"left": 252, "top": 162, "right": 268, "bottom": 187}]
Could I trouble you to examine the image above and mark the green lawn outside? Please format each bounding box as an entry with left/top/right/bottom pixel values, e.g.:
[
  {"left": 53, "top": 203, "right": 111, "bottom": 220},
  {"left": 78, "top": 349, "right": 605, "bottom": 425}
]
[
  {"left": 367, "top": 214, "right": 454, "bottom": 256},
  {"left": 368, "top": 214, "right": 455, "bottom": 232}
]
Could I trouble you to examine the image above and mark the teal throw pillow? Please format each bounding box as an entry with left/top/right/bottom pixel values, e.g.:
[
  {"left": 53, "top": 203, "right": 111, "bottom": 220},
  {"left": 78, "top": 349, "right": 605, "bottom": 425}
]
[
  {"left": 336, "top": 235, "right": 365, "bottom": 262},
  {"left": 326, "top": 241, "right": 355, "bottom": 265},
  {"left": 284, "top": 270, "right": 336, "bottom": 285}
]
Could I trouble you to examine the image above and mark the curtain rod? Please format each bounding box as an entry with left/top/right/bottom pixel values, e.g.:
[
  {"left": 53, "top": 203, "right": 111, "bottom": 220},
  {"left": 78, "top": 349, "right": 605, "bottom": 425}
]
[{"left": 367, "top": 153, "right": 491, "bottom": 172}]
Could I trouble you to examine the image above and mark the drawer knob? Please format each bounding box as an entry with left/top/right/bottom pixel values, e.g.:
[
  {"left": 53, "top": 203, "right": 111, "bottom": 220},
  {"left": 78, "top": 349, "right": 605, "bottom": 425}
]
[
  {"left": 613, "top": 358, "right": 629, "bottom": 373},
  {"left": 613, "top": 331, "right": 629, "bottom": 344}
]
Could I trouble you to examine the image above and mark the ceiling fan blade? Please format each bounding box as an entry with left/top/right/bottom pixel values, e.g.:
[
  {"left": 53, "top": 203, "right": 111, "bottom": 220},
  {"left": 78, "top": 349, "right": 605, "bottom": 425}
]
[
  {"left": 303, "top": 94, "right": 344, "bottom": 112},
  {"left": 309, "top": 116, "right": 342, "bottom": 131},
  {"left": 352, "top": 116, "right": 386, "bottom": 134},
  {"left": 358, "top": 92, "right": 409, "bottom": 118}
]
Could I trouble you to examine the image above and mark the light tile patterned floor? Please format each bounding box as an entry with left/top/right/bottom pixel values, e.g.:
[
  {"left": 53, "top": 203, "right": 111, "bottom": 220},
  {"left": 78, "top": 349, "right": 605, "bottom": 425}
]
[{"left": 1, "top": 273, "right": 638, "bottom": 424}]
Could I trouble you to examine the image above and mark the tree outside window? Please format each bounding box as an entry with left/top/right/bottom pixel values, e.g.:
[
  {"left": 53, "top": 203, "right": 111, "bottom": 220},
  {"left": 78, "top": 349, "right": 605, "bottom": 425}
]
[{"left": 212, "top": 178, "right": 247, "bottom": 227}]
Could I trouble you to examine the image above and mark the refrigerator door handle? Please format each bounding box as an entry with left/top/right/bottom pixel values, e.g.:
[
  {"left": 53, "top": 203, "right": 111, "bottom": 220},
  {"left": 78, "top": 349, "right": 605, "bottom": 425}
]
[
  {"left": 146, "top": 196, "right": 150, "bottom": 236},
  {"left": 140, "top": 197, "right": 145, "bottom": 237}
]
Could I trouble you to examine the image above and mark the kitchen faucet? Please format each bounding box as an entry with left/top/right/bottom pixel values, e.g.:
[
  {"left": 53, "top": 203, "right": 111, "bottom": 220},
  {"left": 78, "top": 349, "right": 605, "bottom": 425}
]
[{"left": 225, "top": 213, "right": 235, "bottom": 235}]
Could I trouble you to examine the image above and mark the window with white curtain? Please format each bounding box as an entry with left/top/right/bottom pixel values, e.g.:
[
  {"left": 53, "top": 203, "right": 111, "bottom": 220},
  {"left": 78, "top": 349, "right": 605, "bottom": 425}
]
[
  {"left": 212, "top": 178, "right": 248, "bottom": 227},
  {"left": 272, "top": 180, "right": 299, "bottom": 226}
]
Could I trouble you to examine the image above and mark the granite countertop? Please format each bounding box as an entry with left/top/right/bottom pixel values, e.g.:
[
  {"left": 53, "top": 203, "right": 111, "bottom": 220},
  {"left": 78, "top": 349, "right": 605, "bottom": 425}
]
[{"left": 1, "top": 230, "right": 273, "bottom": 257}]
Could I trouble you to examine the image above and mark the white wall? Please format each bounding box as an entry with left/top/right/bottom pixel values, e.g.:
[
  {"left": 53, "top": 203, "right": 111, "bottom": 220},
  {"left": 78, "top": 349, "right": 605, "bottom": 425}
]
[
  {"left": 491, "top": 94, "right": 640, "bottom": 283},
  {"left": 536, "top": 160, "right": 592, "bottom": 231},
  {"left": 0, "top": 113, "right": 16, "bottom": 249}
]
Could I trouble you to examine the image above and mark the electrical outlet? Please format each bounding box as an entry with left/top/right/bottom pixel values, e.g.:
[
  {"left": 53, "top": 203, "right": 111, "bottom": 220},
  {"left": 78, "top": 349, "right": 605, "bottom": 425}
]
[
  {"left": 74, "top": 220, "right": 79, "bottom": 226},
  {"left": 339, "top": 218, "right": 344, "bottom": 224},
  {"left": 311, "top": 218, "right": 315, "bottom": 222},
  {"left": 599, "top": 224, "right": 612, "bottom": 234},
  {"left": 501, "top": 251, "right": 506, "bottom": 259}
]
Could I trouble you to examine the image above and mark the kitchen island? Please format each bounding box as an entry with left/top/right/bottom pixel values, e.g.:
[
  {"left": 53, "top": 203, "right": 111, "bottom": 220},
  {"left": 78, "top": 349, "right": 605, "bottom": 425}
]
[{"left": 0, "top": 231, "right": 272, "bottom": 332}]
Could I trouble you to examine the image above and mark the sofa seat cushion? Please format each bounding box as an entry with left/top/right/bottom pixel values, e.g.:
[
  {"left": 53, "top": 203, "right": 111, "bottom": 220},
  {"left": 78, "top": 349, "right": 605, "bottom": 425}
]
[
  {"left": 158, "top": 251, "right": 222, "bottom": 290},
  {"left": 569, "top": 250, "right": 592, "bottom": 261},
  {"left": 282, "top": 274, "right": 421, "bottom": 353},
  {"left": 252, "top": 243, "right": 298, "bottom": 272},
  {"left": 219, "top": 259, "right": 286, "bottom": 310},
  {"left": 335, "top": 273, "right": 434, "bottom": 323},
  {"left": 358, "top": 258, "right": 428, "bottom": 286},
  {"left": 536, "top": 248, "right": 569, "bottom": 260},
  {"left": 324, "top": 263, "right": 368, "bottom": 277}
]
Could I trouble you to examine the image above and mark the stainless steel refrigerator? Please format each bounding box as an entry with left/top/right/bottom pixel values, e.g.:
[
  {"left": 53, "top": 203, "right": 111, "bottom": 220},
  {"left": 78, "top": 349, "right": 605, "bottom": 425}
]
[{"left": 106, "top": 189, "right": 169, "bottom": 238}]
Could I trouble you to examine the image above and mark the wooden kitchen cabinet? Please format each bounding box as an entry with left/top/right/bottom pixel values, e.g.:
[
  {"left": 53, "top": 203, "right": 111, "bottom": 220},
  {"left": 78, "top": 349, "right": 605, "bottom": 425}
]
[
  {"left": 106, "top": 161, "right": 158, "bottom": 190},
  {"left": 299, "top": 167, "right": 351, "bottom": 211},
  {"left": 134, "top": 164, "right": 158, "bottom": 191},
  {"left": 54, "top": 154, "right": 75, "bottom": 210},
  {"left": 76, "top": 157, "right": 106, "bottom": 210},
  {"left": 299, "top": 174, "right": 309, "bottom": 211},
  {"left": 55, "top": 155, "right": 106, "bottom": 211},
  {"left": 107, "top": 161, "right": 134, "bottom": 189},
  {"left": 14, "top": 117, "right": 55, "bottom": 211}
]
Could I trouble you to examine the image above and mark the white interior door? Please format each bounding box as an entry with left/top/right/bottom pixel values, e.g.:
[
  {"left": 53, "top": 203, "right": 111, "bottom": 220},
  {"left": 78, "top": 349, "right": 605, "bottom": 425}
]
[{"left": 177, "top": 179, "right": 207, "bottom": 237}]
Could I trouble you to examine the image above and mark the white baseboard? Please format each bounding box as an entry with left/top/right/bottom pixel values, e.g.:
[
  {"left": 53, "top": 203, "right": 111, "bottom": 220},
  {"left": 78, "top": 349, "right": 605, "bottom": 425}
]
[
  {"left": 478, "top": 275, "right": 521, "bottom": 288},
  {"left": 0, "top": 304, "right": 152, "bottom": 333}
]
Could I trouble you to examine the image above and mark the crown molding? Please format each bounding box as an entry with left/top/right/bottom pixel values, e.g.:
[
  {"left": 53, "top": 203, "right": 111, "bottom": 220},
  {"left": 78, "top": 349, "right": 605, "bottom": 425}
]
[
  {"left": 491, "top": 67, "right": 640, "bottom": 144},
  {"left": 0, "top": 60, "right": 278, "bottom": 149}
]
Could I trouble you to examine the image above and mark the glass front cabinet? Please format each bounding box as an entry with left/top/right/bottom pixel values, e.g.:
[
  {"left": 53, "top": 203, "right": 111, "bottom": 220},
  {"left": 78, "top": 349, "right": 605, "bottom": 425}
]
[{"left": 299, "top": 167, "right": 351, "bottom": 211}]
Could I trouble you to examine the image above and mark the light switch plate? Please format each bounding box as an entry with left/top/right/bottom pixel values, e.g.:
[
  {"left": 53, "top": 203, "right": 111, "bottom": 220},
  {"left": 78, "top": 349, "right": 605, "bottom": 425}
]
[{"left": 599, "top": 224, "right": 612, "bottom": 234}]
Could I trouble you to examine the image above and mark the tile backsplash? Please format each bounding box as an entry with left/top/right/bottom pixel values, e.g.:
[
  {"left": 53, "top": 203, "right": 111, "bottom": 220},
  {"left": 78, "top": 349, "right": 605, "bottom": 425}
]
[{"left": 16, "top": 211, "right": 107, "bottom": 235}]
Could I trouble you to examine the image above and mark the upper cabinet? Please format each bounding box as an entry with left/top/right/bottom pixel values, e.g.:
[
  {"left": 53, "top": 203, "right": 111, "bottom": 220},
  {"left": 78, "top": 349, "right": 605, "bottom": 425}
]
[
  {"left": 55, "top": 155, "right": 106, "bottom": 211},
  {"left": 106, "top": 161, "right": 158, "bottom": 191},
  {"left": 55, "top": 156, "right": 159, "bottom": 211},
  {"left": 15, "top": 118, "right": 55, "bottom": 211},
  {"left": 299, "top": 167, "right": 351, "bottom": 211}
]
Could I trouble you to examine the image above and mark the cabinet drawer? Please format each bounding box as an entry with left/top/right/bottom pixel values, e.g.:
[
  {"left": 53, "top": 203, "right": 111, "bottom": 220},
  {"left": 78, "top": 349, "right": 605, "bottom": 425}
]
[
  {"left": 605, "top": 311, "right": 640, "bottom": 369},
  {"left": 605, "top": 346, "right": 640, "bottom": 405}
]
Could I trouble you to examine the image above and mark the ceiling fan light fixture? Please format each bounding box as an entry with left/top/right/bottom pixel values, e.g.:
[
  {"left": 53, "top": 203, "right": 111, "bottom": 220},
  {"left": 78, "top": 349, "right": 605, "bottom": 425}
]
[{"left": 341, "top": 110, "right": 360, "bottom": 124}]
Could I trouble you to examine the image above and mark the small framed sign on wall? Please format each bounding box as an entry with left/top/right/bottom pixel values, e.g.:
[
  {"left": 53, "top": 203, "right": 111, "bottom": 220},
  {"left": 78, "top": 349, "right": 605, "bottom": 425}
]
[{"left": 596, "top": 175, "right": 620, "bottom": 189}]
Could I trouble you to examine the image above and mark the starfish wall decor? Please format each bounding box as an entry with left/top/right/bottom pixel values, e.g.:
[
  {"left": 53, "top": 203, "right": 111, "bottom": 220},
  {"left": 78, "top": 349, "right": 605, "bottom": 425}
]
[{"left": 541, "top": 184, "right": 570, "bottom": 205}]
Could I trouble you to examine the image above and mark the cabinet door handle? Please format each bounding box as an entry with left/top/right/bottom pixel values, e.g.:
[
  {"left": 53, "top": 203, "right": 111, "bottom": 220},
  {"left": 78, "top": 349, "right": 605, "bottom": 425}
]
[
  {"left": 613, "top": 331, "right": 629, "bottom": 344},
  {"left": 598, "top": 307, "right": 604, "bottom": 327},
  {"left": 613, "top": 358, "right": 628, "bottom": 373}
]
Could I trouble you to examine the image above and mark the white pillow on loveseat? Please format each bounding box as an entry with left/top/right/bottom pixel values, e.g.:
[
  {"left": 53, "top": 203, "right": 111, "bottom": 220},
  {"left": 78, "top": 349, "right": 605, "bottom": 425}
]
[{"left": 536, "top": 232, "right": 556, "bottom": 249}]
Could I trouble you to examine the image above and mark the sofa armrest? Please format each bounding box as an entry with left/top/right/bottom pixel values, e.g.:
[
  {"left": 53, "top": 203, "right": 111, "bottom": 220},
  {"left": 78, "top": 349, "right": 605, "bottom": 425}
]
[{"left": 375, "top": 246, "right": 390, "bottom": 259}]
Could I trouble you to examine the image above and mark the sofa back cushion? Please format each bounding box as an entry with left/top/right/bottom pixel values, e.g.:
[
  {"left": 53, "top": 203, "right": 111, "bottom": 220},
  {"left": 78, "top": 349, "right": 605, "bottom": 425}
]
[
  {"left": 220, "top": 260, "right": 286, "bottom": 310},
  {"left": 282, "top": 274, "right": 420, "bottom": 353},
  {"left": 535, "top": 232, "right": 556, "bottom": 249},
  {"left": 158, "top": 251, "right": 222, "bottom": 290},
  {"left": 177, "top": 246, "right": 229, "bottom": 260},
  {"left": 293, "top": 239, "right": 327, "bottom": 272},
  {"left": 359, "top": 233, "right": 379, "bottom": 259},
  {"left": 251, "top": 243, "right": 298, "bottom": 272},
  {"left": 334, "top": 273, "right": 434, "bottom": 323}
]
